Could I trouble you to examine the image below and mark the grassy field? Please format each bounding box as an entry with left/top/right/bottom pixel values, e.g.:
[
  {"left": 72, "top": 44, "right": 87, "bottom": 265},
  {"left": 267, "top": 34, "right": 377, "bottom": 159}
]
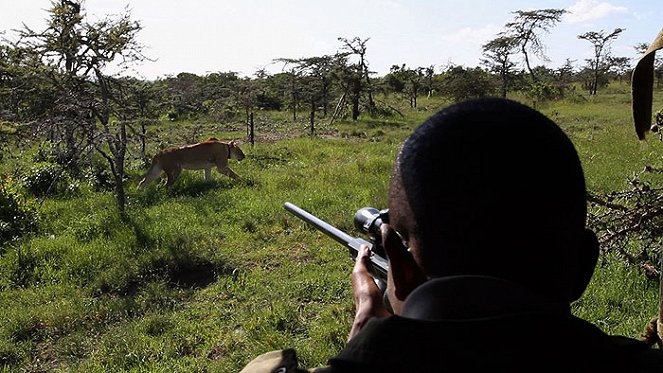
[{"left": 1, "top": 88, "right": 662, "bottom": 371}]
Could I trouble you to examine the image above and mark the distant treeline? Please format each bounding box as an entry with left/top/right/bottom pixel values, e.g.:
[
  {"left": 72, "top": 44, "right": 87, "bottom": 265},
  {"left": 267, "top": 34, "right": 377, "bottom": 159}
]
[{"left": 1, "top": 1, "right": 661, "bottom": 217}]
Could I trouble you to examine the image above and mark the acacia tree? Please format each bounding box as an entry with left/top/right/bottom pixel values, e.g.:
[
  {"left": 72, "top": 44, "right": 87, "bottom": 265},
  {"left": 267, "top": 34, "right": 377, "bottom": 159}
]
[
  {"left": 330, "top": 53, "right": 363, "bottom": 121},
  {"left": 301, "top": 55, "right": 335, "bottom": 117},
  {"left": 482, "top": 36, "right": 519, "bottom": 98},
  {"left": 439, "top": 65, "right": 496, "bottom": 102},
  {"left": 273, "top": 59, "right": 305, "bottom": 121},
  {"left": 338, "top": 37, "right": 376, "bottom": 117},
  {"left": 116, "top": 78, "right": 162, "bottom": 164},
  {"left": 15, "top": 0, "right": 146, "bottom": 217},
  {"left": 578, "top": 28, "right": 624, "bottom": 95},
  {"left": 424, "top": 65, "right": 436, "bottom": 98},
  {"left": 502, "top": 9, "right": 566, "bottom": 82},
  {"left": 388, "top": 64, "right": 425, "bottom": 108}
]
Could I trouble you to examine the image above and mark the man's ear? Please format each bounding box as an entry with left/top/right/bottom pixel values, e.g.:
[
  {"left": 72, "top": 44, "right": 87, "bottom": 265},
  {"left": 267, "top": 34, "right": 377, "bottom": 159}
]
[
  {"left": 570, "top": 229, "right": 600, "bottom": 301},
  {"left": 382, "top": 225, "right": 426, "bottom": 301}
]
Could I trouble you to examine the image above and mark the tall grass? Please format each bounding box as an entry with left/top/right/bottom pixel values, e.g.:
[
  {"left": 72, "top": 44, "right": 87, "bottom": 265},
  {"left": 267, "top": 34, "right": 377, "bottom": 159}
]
[{"left": 1, "top": 87, "right": 662, "bottom": 371}]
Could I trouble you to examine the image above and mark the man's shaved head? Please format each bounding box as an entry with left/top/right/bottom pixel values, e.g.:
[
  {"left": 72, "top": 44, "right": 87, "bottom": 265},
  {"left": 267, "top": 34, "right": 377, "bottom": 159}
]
[{"left": 391, "top": 98, "right": 592, "bottom": 302}]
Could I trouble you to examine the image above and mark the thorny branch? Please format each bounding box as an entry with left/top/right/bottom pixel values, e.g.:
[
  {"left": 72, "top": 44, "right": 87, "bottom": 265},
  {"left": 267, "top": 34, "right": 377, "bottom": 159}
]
[{"left": 587, "top": 166, "right": 663, "bottom": 272}]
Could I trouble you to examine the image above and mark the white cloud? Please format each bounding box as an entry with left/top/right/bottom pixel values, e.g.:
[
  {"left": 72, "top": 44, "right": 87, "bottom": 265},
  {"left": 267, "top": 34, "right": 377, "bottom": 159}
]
[{"left": 565, "top": 0, "right": 628, "bottom": 24}]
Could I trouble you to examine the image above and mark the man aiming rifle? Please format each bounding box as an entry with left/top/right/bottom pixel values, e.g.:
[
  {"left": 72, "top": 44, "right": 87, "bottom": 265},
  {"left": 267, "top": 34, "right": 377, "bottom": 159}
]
[{"left": 242, "top": 97, "right": 663, "bottom": 372}]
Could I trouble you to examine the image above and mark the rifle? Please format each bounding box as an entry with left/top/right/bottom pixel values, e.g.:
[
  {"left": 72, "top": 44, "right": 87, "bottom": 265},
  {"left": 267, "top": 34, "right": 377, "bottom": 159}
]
[{"left": 284, "top": 202, "right": 389, "bottom": 291}]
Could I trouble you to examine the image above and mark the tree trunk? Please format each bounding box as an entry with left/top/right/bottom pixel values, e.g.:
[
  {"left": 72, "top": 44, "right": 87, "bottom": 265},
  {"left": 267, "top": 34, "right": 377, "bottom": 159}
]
[
  {"left": 412, "top": 86, "right": 418, "bottom": 109},
  {"left": 113, "top": 163, "right": 126, "bottom": 218},
  {"left": 140, "top": 120, "right": 147, "bottom": 163},
  {"left": 309, "top": 99, "right": 315, "bottom": 136},
  {"left": 249, "top": 112, "right": 255, "bottom": 147},
  {"left": 114, "top": 121, "right": 128, "bottom": 220},
  {"left": 291, "top": 74, "right": 297, "bottom": 121},
  {"left": 322, "top": 80, "right": 329, "bottom": 117},
  {"left": 352, "top": 78, "right": 361, "bottom": 121},
  {"left": 522, "top": 47, "right": 537, "bottom": 82}
]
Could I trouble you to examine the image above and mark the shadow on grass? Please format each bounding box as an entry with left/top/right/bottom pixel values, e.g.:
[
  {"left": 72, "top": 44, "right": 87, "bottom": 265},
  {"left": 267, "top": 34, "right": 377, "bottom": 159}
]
[
  {"left": 168, "top": 179, "right": 234, "bottom": 197},
  {"left": 166, "top": 258, "right": 231, "bottom": 289},
  {"left": 133, "top": 177, "right": 244, "bottom": 207},
  {"left": 90, "top": 218, "right": 238, "bottom": 299}
]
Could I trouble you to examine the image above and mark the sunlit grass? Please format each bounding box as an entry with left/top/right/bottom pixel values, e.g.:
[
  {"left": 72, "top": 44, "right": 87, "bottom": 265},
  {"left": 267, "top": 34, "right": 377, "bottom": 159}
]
[{"left": 1, "top": 86, "right": 663, "bottom": 370}]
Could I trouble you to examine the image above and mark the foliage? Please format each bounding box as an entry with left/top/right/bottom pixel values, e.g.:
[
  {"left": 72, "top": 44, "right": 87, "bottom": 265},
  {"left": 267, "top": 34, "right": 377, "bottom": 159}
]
[
  {"left": 0, "top": 2, "right": 661, "bottom": 370},
  {"left": 20, "top": 161, "right": 78, "bottom": 197},
  {"left": 384, "top": 64, "right": 426, "bottom": 108},
  {"left": 0, "top": 88, "right": 659, "bottom": 371},
  {"left": 482, "top": 36, "right": 520, "bottom": 98},
  {"left": 501, "top": 8, "right": 567, "bottom": 81},
  {"left": 438, "top": 66, "right": 497, "bottom": 102},
  {"left": 527, "top": 81, "right": 564, "bottom": 102},
  {"left": 588, "top": 168, "right": 663, "bottom": 266},
  {"left": 0, "top": 176, "right": 37, "bottom": 244},
  {"left": 577, "top": 28, "right": 625, "bottom": 95}
]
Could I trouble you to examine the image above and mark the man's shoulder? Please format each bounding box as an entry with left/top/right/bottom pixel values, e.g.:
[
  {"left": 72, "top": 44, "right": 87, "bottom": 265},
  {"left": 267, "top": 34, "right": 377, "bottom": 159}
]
[{"left": 609, "top": 336, "right": 663, "bottom": 371}]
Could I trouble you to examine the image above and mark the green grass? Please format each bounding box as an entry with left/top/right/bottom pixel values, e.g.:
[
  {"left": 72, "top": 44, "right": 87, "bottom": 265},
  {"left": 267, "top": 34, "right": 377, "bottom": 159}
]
[{"left": 1, "top": 86, "right": 662, "bottom": 371}]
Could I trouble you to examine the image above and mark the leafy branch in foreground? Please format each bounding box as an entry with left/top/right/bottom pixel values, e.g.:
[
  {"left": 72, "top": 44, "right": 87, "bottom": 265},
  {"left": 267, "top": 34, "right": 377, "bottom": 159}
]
[{"left": 587, "top": 168, "right": 663, "bottom": 272}]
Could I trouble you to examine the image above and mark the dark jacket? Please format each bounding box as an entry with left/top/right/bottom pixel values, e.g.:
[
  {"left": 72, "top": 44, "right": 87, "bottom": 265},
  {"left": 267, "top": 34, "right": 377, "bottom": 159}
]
[
  {"left": 323, "top": 276, "right": 663, "bottom": 372},
  {"left": 242, "top": 276, "right": 663, "bottom": 372}
]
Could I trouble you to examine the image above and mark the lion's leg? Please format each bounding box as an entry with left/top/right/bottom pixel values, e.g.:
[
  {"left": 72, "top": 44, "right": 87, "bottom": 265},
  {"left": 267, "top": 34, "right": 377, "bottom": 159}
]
[
  {"left": 137, "top": 163, "right": 162, "bottom": 189},
  {"left": 204, "top": 168, "right": 211, "bottom": 181},
  {"left": 217, "top": 165, "right": 239, "bottom": 179},
  {"left": 165, "top": 166, "right": 182, "bottom": 188}
]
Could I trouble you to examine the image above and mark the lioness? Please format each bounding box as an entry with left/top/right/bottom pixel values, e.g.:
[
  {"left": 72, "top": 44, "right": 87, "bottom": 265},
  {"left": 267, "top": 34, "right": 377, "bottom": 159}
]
[{"left": 137, "top": 138, "right": 245, "bottom": 189}]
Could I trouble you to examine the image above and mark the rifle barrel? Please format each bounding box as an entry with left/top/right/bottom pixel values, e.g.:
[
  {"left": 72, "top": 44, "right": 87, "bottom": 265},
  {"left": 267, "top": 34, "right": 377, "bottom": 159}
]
[
  {"left": 284, "top": 202, "right": 388, "bottom": 283},
  {"left": 284, "top": 202, "right": 355, "bottom": 246}
]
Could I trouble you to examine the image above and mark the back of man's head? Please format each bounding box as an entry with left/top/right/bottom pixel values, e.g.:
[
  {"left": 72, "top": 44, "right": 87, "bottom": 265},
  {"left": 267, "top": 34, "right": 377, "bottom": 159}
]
[{"left": 397, "top": 97, "right": 593, "bottom": 302}]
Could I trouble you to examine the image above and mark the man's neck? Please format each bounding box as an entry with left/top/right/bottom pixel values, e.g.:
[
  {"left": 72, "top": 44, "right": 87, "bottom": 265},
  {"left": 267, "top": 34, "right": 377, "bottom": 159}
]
[{"left": 400, "top": 275, "right": 570, "bottom": 321}]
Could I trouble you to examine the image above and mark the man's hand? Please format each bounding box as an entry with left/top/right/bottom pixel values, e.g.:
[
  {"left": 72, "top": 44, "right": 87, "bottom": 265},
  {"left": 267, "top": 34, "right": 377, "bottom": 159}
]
[{"left": 348, "top": 245, "right": 391, "bottom": 340}]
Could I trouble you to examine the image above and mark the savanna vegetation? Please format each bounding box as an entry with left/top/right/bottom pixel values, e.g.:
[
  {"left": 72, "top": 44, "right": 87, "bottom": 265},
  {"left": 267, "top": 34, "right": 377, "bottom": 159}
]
[{"left": 1, "top": 1, "right": 662, "bottom": 371}]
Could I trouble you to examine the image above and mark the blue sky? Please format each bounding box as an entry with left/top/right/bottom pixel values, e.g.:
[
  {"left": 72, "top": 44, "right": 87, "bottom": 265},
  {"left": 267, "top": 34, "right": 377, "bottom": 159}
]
[{"left": 1, "top": 0, "right": 662, "bottom": 79}]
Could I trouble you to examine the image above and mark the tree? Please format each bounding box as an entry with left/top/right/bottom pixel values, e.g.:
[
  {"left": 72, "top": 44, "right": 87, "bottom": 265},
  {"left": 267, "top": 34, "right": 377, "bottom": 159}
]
[
  {"left": 424, "top": 65, "right": 436, "bottom": 98},
  {"left": 165, "top": 72, "right": 205, "bottom": 120},
  {"left": 116, "top": 78, "right": 162, "bottom": 164},
  {"left": 482, "top": 36, "right": 519, "bottom": 98},
  {"left": 253, "top": 69, "right": 282, "bottom": 111},
  {"left": 502, "top": 9, "right": 567, "bottom": 82},
  {"left": 301, "top": 55, "right": 335, "bottom": 117},
  {"left": 439, "top": 65, "right": 496, "bottom": 102},
  {"left": 577, "top": 28, "right": 624, "bottom": 95},
  {"left": 387, "top": 64, "right": 425, "bottom": 108},
  {"left": 338, "top": 37, "right": 376, "bottom": 118},
  {"left": 274, "top": 59, "right": 305, "bottom": 121},
  {"left": 330, "top": 52, "right": 363, "bottom": 121},
  {"left": 556, "top": 59, "right": 576, "bottom": 85},
  {"left": 0, "top": 44, "right": 56, "bottom": 124},
  {"left": 15, "top": 0, "right": 146, "bottom": 218},
  {"left": 608, "top": 56, "right": 632, "bottom": 83}
]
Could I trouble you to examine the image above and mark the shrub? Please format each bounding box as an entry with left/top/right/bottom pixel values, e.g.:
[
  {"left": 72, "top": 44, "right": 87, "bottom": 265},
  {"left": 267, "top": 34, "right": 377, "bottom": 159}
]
[
  {"left": 0, "top": 176, "right": 37, "bottom": 244},
  {"left": 83, "top": 159, "right": 114, "bottom": 192},
  {"left": 20, "top": 162, "right": 79, "bottom": 197},
  {"left": 527, "top": 82, "right": 564, "bottom": 102}
]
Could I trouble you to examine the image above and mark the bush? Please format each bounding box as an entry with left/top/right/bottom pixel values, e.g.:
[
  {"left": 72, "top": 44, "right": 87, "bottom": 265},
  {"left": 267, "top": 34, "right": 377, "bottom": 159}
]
[
  {"left": 0, "top": 176, "right": 38, "bottom": 244},
  {"left": 439, "top": 66, "right": 496, "bottom": 102},
  {"left": 83, "top": 159, "right": 114, "bottom": 192},
  {"left": 20, "top": 162, "right": 79, "bottom": 197},
  {"left": 527, "top": 82, "right": 564, "bottom": 102}
]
